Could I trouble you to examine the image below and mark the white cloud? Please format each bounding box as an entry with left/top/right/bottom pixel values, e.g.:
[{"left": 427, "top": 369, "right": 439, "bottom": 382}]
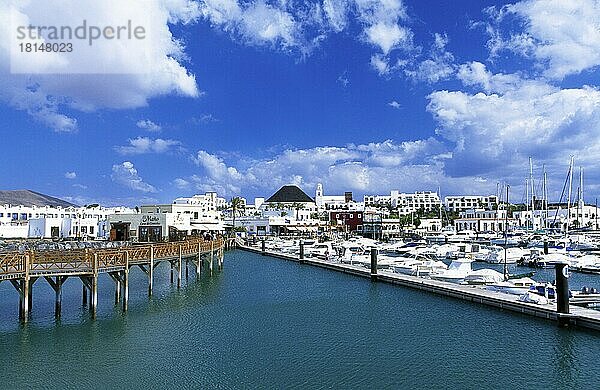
[
  {"left": 403, "top": 33, "right": 455, "bottom": 83},
  {"left": 486, "top": 0, "right": 600, "bottom": 79},
  {"left": 136, "top": 119, "right": 162, "bottom": 132},
  {"left": 388, "top": 100, "right": 401, "bottom": 109},
  {"left": 188, "top": 139, "right": 488, "bottom": 198},
  {"left": 200, "top": 0, "right": 303, "bottom": 50},
  {"left": 370, "top": 54, "right": 390, "bottom": 75},
  {"left": 427, "top": 78, "right": 600, "bottom": 182},
  {"left": 0, "top": 0, "right": 201, "bottom": 132},
  {"left": 356, "top": 0, "right": 412, "bottom": 54},
  {"left": 173, "top": 178, "right": 191, "bottom": 189},
  {"left": 111, "top": 161, "right": 157, "bottom": 193},
  {"left": 72, "top": 183, "right": 88, "bottom": 190},
  {"left": 115, "top": 137, "right": 182, "bottom": 155},
  {"left": 64, "top": 171, "right": 77, "bottom": 179}
]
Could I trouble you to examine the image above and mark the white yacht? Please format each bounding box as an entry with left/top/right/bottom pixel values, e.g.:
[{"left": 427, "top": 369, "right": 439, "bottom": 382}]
[
  {"left": 485, "top": 247, "right": 527, "bottom": 264},
  {"left": 430, "top": 259, "right": 472, "bottom": 283},
  {"left": 486, "top": 277, "right": 537, "bottom": 295},
  {"left": 463, "top": 269, "right": 504, "bottom": 285}
]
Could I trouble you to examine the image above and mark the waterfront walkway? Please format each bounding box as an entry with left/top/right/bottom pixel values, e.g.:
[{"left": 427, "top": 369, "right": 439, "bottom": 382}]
[
  {"left": 240, "top": 244, "right": 600, "bottom": 331},
  {"left": 0, "top": 237, "right": 234, "bottom": 322}
]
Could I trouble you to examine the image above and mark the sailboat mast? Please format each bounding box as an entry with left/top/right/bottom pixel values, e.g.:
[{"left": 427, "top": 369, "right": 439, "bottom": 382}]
[
  {"left": 543, "top": 166, "right": 548, "bottom": 230},
  {"left": 525, "top": 178, "right": 529, "bottom": 228},
  {"left": 504, "top": 184, "right": 510, "bottom": 281},
  {"left": 530, "top": 157, "right": 535, "bottom": 229},
  {"left": 567, "top": 156, "right": 574, "bottom": 235}
]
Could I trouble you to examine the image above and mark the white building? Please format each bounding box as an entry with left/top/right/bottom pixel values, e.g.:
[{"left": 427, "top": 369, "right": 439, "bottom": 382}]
[
  {"left": 0, "top": 204, "right": 134, "bottom": 239},
  {"left": 315, "top": 183, "right": 363, "bottom": 211},
  {"left": 454, "top": 208, "right": 516, "bottom": 232},
  {"left": 445, "top": 195, "right": 498, "bottom": 212},
  {"left": 514, "top": 203, "right": 599, "bottom": 231},
  {"left": 391, "top": 191, "right": 441, "bottom": 215}
]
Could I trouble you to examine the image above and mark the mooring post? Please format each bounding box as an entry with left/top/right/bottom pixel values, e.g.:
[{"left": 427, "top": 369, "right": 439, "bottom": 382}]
[
  {"left": 544, "top": 239, "right": 549, "bottom": 255},
  {"left": 27, "top": 278, "right": 34, "bottom": 314},
  {"left": 299, "top": 240, "right": 304, "bottom": 260},
  {"left": 556, "top": 262, "right": 571, "bottom": 327},
  {"left": 177, "top": 244, "right": 182, "bottom": 289},
  {"left": 123, "top": 251, "right": 129, "bottom": 312},
  {"left": 170, "top": 260, "right": 174, "bottom": 284},
  {"left": 148, "top": 245, "right": 154, "bottom": 296},
  {"left": 370, "top": 248, "right": 378, "bottom": 281},
  {"left": 261, "top": 239, "right": 266, "bottom": 255}
]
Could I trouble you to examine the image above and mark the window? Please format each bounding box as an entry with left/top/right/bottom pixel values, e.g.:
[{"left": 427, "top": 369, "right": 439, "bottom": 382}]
[
  {"left": 90, "top": 226, "right": 94, "bottom": 234},
  {"left": 81, "top": 226, "right": 87, "bottom": 234}
]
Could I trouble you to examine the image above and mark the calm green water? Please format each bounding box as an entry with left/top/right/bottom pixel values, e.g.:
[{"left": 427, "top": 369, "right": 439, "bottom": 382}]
[{"left": 1, "top": 250, "right": 599, "bottom": 389}]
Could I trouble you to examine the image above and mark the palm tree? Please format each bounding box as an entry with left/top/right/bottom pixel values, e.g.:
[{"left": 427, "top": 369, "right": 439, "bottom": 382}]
[{"left": 230, "top": 197, "right": 244, "bottom": 237}]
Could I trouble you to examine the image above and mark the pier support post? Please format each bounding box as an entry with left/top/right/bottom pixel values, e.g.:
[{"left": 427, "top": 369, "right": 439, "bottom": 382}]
[
  {"left": 90, "top": 254, "right": 98, "bottom": 319},
  {"left": 149, "top": 246, "right": 154, "bottom": 296},
  {"left": 170, "top": 261, "right": 174, "bottom": 284},
  {"left": 44, "top": 276, "right": 65, "bottom": 318},
  {"left": 90, "top": 275, "right": 98, "bottom": 319},
  {"left": 82, "top": 284, "right": 88, "bottom": 306},
  {"left": 196, "top": 243, "right": 202, "bottom": 277},
  {"left": 177, "top": 245, "right": 182, "bottom": 289},
  {"left": 210, "top": 241, "right": 214, "bottom": 275},
  {"left": 115, "top": 277, "right": 121, "bottom": 305},
  {"left": 299, "top": 241, "right": 304, "bottom": 260},
  {"left": 370, "top": 248, "right": 378, "bottom": 281},
  {"left": 555, "top": 263, "right": 571, "bottom": 327},
  {"left": 123, "top": 251, "right": 129, "bottom": 312}
]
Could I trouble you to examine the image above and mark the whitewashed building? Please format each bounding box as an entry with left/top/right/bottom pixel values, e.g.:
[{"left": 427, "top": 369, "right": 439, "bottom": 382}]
[{"left": 444, "top": 195, "right": 499, "bottom": 212}]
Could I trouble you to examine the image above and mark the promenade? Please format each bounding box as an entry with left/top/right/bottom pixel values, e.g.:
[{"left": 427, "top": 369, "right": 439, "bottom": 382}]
[{"left": 0, "top": 237, "right": 232, "bottom": 322}]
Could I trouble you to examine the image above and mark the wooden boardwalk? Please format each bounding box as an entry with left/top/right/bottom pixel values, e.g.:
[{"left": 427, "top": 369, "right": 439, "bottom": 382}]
[
  {"left": 0, "top": 237, "right": 232, "bottom": 322},
  {"left": 240, "top": 244, "right": 600, "bottom": 331}
]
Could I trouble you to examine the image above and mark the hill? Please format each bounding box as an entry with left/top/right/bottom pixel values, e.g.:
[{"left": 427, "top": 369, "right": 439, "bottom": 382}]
[{"left": 0, "top": 190, "right": 78, "bottom": 207}]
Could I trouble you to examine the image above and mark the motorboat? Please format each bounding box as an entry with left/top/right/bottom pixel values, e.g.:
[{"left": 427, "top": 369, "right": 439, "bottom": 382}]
[
  {"left": 392, "top": 255, "right": 447, "bottom": 277},
  {"left": 486, "top": 277, "right": 536, "bottom": 295},
  {"left": 307, "top": 242, "right": 334, "bottom": 259},
  {"left": 463, "top": 269, "right": 504, "bottom": 285},
  {"left": 485, "top": 247, "right": 527, "bottom": 264},
  {"left": 430, "top": 259, "right": 472, "bottom": 283}
]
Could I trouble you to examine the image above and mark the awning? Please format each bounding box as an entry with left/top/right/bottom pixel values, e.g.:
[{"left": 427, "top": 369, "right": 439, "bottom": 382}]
[{"left": 190, "top": 222, "right": 226, "bottom": 231}]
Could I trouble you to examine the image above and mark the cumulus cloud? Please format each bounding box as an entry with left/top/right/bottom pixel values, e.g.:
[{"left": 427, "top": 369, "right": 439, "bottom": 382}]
[
  {"left": 0, "top": 0, "right": 201, "bottom": 132},
  {"left": 136, "top": 119, "right": 162, "bottom": 132},
  {"left": 173, "top": 178, "right": 191, "bottom": 189},
  {"left": 403, "top": 33, "right": 455, "bottom": 83},
  {"left": 485, "top": 0, "right": 600, "bottom": 79},
  {"left": 64, "top": 171, "right": 77, "bottom": 179},
  {"left": 111, "top": 161, "right": 157, "bottom": 193},
  {"left": 186, "top": 139, "right": 495, "bottom": 198},
  {"left": 115, "top": 137, "right": 183, "bottom": 155}
]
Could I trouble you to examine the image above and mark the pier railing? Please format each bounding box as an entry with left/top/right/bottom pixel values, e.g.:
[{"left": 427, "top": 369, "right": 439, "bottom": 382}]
[{"left": 0, "top": 237, "right": 224, "bottom": 279}]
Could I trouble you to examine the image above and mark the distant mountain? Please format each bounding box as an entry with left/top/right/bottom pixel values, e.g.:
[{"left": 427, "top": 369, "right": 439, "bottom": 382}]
[{"left": 0, "top": 190, "right": 78, "bottom": 208}]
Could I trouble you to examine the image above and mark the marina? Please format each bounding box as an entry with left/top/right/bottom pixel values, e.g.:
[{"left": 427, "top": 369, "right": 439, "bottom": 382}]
[
  {"left": 1, "top": 249, "right": 599, "bottom": 389},
  {"left": 239, "top": 237, "right": 600, "bottom": 331}
]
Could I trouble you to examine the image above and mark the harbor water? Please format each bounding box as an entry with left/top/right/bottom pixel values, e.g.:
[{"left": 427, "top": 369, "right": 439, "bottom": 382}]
[{"left": 1, "top": 250, "right": 600, "bottom": 389}]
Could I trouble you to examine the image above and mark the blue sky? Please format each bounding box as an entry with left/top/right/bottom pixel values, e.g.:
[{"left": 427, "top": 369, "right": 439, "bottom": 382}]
[{"left": 1, "top": 0, "right": 600, "bottom": 206}]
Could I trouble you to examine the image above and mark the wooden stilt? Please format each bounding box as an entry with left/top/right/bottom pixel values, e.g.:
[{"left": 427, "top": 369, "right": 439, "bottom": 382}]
[
  {"left": 82, "top": 284, "right": 88, "bottom": 306},
  {"left": 123, "top": 252, "right": 129, "bottom": 312},
  {"left": 149, "top": 246, "right": 154, "bottom": 296},
  {"left": 45, "top": 276, "right": 66, "bottom": 318},
  {"left": 170, "top": 261, "right": 174, "bottom": 284},
  {"left": 210, "top": 241, "right": 214, "bottom": 275},
  {"left": 177, "top": 245, "right": 182, "bottom": 289},
  {"left": 196, "top": 242, "right": 202, "bottom": 278}
]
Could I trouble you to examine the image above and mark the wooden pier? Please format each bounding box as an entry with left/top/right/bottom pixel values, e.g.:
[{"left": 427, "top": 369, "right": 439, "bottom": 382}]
[
  {"left": 0, "top": 237, "right": 233, "bottom": 322},
  {"left": 240, "top": 244, "right": 600, "bottom": 331}
]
